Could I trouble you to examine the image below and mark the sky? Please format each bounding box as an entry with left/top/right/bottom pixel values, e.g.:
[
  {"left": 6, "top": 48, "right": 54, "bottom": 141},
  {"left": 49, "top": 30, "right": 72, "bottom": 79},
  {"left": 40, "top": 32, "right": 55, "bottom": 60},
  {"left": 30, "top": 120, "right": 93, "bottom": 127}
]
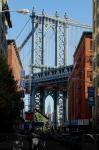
[
  {"left": 8, "top": 0, "right": 92, "bottom": 112},
  {"left": 8, "top": 0, "right": 92, "bottom": 40}
]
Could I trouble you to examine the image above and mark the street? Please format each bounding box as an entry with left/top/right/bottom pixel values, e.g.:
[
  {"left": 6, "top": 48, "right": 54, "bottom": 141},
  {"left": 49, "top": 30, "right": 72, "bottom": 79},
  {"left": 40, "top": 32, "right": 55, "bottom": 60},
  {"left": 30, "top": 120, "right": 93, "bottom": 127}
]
[
  {"left": 0, "top": 132, "right": 99, "bottom": 150},
  {"left": 45, "top": 139, "right": 70, "bottom": 150}
]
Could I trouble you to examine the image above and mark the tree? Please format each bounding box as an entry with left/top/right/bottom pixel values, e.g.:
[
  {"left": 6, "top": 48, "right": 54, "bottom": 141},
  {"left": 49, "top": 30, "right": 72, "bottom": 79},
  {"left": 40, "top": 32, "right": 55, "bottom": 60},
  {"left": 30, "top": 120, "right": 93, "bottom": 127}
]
[{"left": 0, "top": 54, "right": 21, "bottom": 132}]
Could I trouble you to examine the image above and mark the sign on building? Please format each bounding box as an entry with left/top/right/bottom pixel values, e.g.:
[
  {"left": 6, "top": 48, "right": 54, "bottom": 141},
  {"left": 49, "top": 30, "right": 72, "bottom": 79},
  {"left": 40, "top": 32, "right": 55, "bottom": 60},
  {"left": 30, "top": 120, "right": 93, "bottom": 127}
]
[
  {"left": 25, "top": 112, "right": 33, "bottom": 121},
  {"left": 21, "top": 69, "right": 25, "bottom": 78},
  {"left": 88, "top": 87, "right": 95, "bottom": 97},
  {"left": 20, "top": 90, "right": 25, "bottom": 98},
  {"left": 20, "top": 80, "right": 25, "bottom": 88},
  {"left": 88, "top": 87, "right": 95, "bottom": 106},
  {"left": 32, "top": 121, "right": 44, "bottom": 127}
]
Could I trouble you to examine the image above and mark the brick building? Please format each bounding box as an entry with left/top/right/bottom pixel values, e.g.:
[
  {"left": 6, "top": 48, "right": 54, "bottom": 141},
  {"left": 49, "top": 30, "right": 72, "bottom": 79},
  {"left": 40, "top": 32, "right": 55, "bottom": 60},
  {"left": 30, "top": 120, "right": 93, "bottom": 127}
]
[
  {"left": 0, "top": 0, "right": 12, "bottom": 55},
  {"left": 93, "top": 0, "right": 99, "bottom": 128},
  {"left": 7, "top": 40, "right": 22, "bottom": 89},
  {"left": 68, "top": 32, "right": 92, "bottom": 125}
]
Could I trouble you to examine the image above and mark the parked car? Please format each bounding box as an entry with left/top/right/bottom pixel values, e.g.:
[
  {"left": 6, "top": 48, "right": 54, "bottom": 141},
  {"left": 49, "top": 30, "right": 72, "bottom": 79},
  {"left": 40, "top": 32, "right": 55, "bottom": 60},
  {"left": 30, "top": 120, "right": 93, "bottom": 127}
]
[{"left": 81, "top": 134, "right": 97, "bottom": 150}]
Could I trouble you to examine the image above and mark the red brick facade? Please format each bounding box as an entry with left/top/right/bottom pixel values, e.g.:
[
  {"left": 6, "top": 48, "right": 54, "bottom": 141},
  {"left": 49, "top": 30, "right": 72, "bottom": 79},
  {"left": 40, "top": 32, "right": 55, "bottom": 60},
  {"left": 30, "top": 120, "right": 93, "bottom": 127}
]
[
  {"left": 7, "top": 40, "right": 22, "bottom": 89},
  {"left": 68, "top": 32, "right": 92, "bottom": 122}
]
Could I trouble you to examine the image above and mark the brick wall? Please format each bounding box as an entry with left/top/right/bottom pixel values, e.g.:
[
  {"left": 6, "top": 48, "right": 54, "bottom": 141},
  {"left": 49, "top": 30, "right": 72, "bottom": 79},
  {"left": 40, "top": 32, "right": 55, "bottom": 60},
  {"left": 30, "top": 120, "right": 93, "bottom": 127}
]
[
  {"left": 68, "top": 32, "right": 92, "bottom": 121},
  {"left": 7, "top": 40, "right": 22, "bottom": 89}
]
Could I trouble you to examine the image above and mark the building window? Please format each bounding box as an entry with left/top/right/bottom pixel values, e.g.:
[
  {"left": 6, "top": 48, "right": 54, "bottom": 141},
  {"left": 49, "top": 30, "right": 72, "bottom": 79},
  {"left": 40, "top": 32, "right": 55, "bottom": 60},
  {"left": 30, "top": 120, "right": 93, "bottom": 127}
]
[
  {"left": 96, "top": 54, "right": 99, "bottom": 67},
  {"left": 96, "top": 75, "right": 99, "bottom": 88},
  {"left": 86, "top": 56, "right": 90, "bottom": 63},
  {"left": 97, "top": 97, "right": 99, "bottom": 107},
  {"left": 96, "top": 33, "right": 99, "bottom": 47},
  {"left": 90, "top": 56, "right": 93, "bottom": 66},
  {"left": 87, "top": 70, "right": 91, "bottom": 78},
  {"left": 85, "top": 56, "right": 92, "bottom": 66},
  {"left": 86, "top": 70, "right": 92, "bottom": 81},
  {"left": 93, "top": 20, "right": 95, "bottom": 33},
  {"left": 93, "top": 58, "right": 96, "bottom": 71},
  {"left": 93, "top": 40, "right": 95, "bottom": 51},
  {"left": 90, "top": 40, "right": 92, "bottom": 51},
  {"left": 97, "top": 13, "right": 99, "bottom": 27},
  {"left": 90, "top": 71, "right": 93, "bottom": 81},
  {"left": 93, "top": 78, "right": 96, "bottom": 86}
]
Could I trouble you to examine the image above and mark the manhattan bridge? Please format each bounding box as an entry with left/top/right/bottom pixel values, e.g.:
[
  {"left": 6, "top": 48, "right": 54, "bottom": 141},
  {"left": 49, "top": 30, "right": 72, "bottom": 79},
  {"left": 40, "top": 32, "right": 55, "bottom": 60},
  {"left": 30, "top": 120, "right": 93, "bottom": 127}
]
[{"left": 17, "top": 9, "right": 92, "bottom": 127}]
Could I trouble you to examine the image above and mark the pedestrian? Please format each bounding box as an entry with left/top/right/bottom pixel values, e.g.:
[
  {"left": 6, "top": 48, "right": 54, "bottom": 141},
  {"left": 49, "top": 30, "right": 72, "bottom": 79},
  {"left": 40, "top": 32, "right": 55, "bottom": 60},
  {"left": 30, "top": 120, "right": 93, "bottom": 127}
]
[
  {"left": 32, "top": 134, "right": 39, "bottom": 150},
  {"left": 28, "top": 132, "right": 33, "bottom": 150},
  {"left": 38, "top": 134, "right": 46, "bottom": 150}
]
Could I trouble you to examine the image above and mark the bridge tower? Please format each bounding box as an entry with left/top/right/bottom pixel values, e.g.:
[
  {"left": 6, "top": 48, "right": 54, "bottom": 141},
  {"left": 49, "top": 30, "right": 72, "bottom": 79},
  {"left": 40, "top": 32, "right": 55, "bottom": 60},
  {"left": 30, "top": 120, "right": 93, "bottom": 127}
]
[
  {"left": 29, "top": 9, "right": 68, "bottom": 127},
  {"left": 30, "top": 9, "right": 67, "bottom": 73}
]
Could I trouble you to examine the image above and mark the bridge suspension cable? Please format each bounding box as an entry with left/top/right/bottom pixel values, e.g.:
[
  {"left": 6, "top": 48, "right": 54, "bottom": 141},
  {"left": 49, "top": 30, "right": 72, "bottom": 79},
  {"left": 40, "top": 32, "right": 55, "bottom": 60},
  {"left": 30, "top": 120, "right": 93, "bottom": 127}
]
[
  {"left": 18, "top": 12, "right": 92, "bottom": 51},
  {"left": 32, "top": 12, "right": 92, "bottom": 29},
  {"left": 15, "top": 18, "right": 31, "bottom": 42}
]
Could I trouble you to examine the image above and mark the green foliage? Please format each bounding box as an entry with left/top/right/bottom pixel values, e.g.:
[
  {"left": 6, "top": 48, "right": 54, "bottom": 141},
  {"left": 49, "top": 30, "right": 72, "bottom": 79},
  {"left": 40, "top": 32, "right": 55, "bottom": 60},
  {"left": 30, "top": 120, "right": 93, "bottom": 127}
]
[
  {"left": 0, "top": 54, "right": 21, "bottom": 132},
  {"left": 35, "top": 112, "right": 48, "bottom": 123}
]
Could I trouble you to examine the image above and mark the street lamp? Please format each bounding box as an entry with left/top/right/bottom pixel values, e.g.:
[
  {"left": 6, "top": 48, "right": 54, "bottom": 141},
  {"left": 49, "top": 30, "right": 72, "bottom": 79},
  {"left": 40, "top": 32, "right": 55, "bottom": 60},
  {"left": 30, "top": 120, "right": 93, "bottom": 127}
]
[{"left": 0, "top": 9, "right": 30, "bottom": 14}]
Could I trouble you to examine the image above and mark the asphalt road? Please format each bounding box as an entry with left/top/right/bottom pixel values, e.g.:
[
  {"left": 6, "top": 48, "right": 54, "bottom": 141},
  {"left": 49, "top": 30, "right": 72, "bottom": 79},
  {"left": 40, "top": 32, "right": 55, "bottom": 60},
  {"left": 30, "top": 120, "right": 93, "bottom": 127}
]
[{"left": 45, "top": 139, "right": 70, "bottom": 150}]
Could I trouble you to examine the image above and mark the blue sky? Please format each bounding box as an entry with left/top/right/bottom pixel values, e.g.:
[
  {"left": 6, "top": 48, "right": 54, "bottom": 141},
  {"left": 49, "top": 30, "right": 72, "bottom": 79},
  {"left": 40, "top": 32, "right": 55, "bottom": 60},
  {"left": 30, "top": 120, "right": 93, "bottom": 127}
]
[{"left": 8, "top": 0, "right": 92, "bottom": 40}]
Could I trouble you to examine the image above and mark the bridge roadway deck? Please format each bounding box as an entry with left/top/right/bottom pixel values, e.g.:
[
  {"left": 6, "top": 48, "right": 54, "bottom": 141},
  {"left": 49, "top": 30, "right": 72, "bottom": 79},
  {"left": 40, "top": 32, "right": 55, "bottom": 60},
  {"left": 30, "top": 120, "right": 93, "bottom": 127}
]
[{"left": 25, "top": 65, "right": 73, "bottom": 91}]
